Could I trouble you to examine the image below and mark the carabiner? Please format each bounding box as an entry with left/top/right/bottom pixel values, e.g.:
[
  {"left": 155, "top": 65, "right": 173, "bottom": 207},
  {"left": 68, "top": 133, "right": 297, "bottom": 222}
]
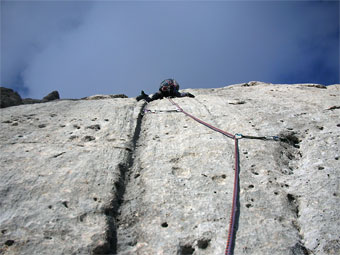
[{"left": 235, "top": 133, "right": 243, "bottom": 139}]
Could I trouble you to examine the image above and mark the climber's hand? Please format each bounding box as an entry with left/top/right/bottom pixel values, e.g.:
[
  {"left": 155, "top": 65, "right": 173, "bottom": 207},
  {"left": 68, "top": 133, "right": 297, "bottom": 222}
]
[{"left": 136, "top": 90, "right": 149, "bottom": 101}]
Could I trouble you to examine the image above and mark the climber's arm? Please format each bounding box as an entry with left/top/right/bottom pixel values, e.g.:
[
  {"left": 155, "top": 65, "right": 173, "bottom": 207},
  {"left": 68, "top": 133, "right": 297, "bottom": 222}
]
[
  {"left": 178, "top": 91, "right": 195, "bottom": 98},
  {"left": 150, "top": 92, "right": 163, "bottom": 101}
]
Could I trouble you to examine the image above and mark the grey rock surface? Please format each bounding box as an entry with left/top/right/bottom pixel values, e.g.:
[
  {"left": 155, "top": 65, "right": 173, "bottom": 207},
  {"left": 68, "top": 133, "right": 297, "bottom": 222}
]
[
  {"left": 83, "top": 94, "right": 128, "bottom": 100},
  {"left": 0, "top": 98, "right": 143, "bottom": 254},
  {"left": 22, "top": 98, "right": 43, "bottom": 105},
  {"left": 0, "top": 82, "right": 339, "bottom": 255},
  {"left": 1, "top": 87, "right": 61, "bottom": 107},
  {"left": 42, "top": 91, "right": 60, "bottom": 102},
  {"left": 0, "top": 87, "right": 22, "bottom": 108}
]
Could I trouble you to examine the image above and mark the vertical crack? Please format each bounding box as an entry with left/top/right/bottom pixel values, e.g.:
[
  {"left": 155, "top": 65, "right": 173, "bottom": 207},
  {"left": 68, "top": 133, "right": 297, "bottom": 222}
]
[
  {"left": 275, "top": 132, "right": 311, "bottom": 255},
  {"left": 287, "top": 193, "right": 311, "bottom": 255},
  {"left": 92, "top": 102, "right": 146, "bottom": 254}
]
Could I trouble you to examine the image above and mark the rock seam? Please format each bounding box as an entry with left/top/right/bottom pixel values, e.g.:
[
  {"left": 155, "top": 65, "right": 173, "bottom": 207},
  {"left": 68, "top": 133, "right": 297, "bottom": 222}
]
[{"left": 92, "top": 102, "right": 147, "bottom": 254}]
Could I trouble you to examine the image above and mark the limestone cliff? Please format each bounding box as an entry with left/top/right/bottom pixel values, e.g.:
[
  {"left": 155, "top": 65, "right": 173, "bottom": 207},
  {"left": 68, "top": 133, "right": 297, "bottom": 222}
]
[{"left": 0, "top": 82, "right": 339, "bottom": 255}]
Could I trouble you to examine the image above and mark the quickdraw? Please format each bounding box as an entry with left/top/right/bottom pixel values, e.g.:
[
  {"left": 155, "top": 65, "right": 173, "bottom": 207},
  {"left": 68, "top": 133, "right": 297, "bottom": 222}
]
[
  {"left": 237, "top": 134, "right": 280, "bottom": 141},
  {"left": 143, "top": 109, "right": 181, "bottom": 114},
  {"left": 143, "top": 98, "right": 280, "bottom": 254}
]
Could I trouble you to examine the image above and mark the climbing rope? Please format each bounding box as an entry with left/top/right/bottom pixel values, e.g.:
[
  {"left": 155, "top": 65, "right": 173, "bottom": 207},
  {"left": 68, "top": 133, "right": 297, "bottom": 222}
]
[
  {"left": 166, "top": 98, "right": 280, "bottom": 255},
  {"left": 168, "top": 98, "right": 235, "bottom": 139},
  {"left": 168, "top": 98, "right": 238, "bottom": 255}
]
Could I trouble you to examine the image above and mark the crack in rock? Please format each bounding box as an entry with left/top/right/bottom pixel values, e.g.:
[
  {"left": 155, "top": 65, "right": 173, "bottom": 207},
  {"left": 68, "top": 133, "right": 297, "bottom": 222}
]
[{"left": 92, "top": 103, "right": 146, "bottom": 254}]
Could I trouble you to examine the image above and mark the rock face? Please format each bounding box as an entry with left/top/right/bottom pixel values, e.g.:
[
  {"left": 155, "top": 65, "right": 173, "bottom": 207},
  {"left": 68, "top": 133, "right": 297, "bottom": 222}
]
[
  {"left": 0, "top": 87, "right": 61, "bottom": 108},
  {"left": 83, "top": 94, "right": 128, "bottom": 100},
  {"left": 0, "top": 87, "right": 22, "bottom": 108},
  {"left": 21, "top": 98, "right": 43, "bottom": 105},
  {"left": 0, "top": 82, "right": 339, "bottom": 255},
  {"left": 42, "top": 91, "right": 60, "bottom": 102}
]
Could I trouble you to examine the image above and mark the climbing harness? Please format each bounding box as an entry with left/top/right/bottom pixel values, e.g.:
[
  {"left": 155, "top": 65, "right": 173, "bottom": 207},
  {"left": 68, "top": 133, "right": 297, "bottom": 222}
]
[{"left": 165, "top": 98, "right": 280, "bottom": 255}]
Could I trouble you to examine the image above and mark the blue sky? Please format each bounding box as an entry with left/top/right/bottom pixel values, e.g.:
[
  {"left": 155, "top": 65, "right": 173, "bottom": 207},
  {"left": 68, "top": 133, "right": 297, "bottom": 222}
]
[{"left": 1, "top": 0, "right": 339, "bottom": 99}]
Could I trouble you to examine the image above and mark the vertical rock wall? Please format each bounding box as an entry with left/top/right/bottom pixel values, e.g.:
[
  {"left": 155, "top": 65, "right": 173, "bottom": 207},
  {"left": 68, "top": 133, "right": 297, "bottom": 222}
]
[
  {"left": 0, "top": 99, "right": 143, "bottom": 254},
  {"left": 0, "top": 83, "right": 339, "bottom": 255}
]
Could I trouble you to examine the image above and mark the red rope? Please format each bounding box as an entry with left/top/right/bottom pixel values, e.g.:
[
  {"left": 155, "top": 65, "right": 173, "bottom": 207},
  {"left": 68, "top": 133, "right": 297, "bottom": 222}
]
[
  {"left": 168, "top": 98, "right": 239, "bottom": 255},
  {"left": 225, "top": 137, "right": 239, "bottom": 255},
  {"left": 168, "top": 98, "right": 235, "bottom": 139}
]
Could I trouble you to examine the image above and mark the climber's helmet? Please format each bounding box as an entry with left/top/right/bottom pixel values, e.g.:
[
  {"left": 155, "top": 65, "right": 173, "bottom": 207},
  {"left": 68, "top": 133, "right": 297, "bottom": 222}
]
[{"left": 159, "top": 79, "right": 180, "bottom": 94}]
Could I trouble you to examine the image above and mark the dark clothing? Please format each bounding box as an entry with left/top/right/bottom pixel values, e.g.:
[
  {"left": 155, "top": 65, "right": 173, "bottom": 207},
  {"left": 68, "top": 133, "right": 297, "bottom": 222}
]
[
  {"left": 136, "top": 79, "right": 195, "bottom": 102},
  {"left": 137, "top": 90, "right": 194, "bottom": 102},
  {"left": 150, "top": 90, "right": 193, "bottom": 101}
]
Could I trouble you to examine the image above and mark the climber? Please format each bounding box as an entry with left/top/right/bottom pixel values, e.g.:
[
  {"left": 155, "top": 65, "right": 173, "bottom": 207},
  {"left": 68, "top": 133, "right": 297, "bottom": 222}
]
[{"left": 136, "top": 79, "right": 195, "bottom": 102}]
